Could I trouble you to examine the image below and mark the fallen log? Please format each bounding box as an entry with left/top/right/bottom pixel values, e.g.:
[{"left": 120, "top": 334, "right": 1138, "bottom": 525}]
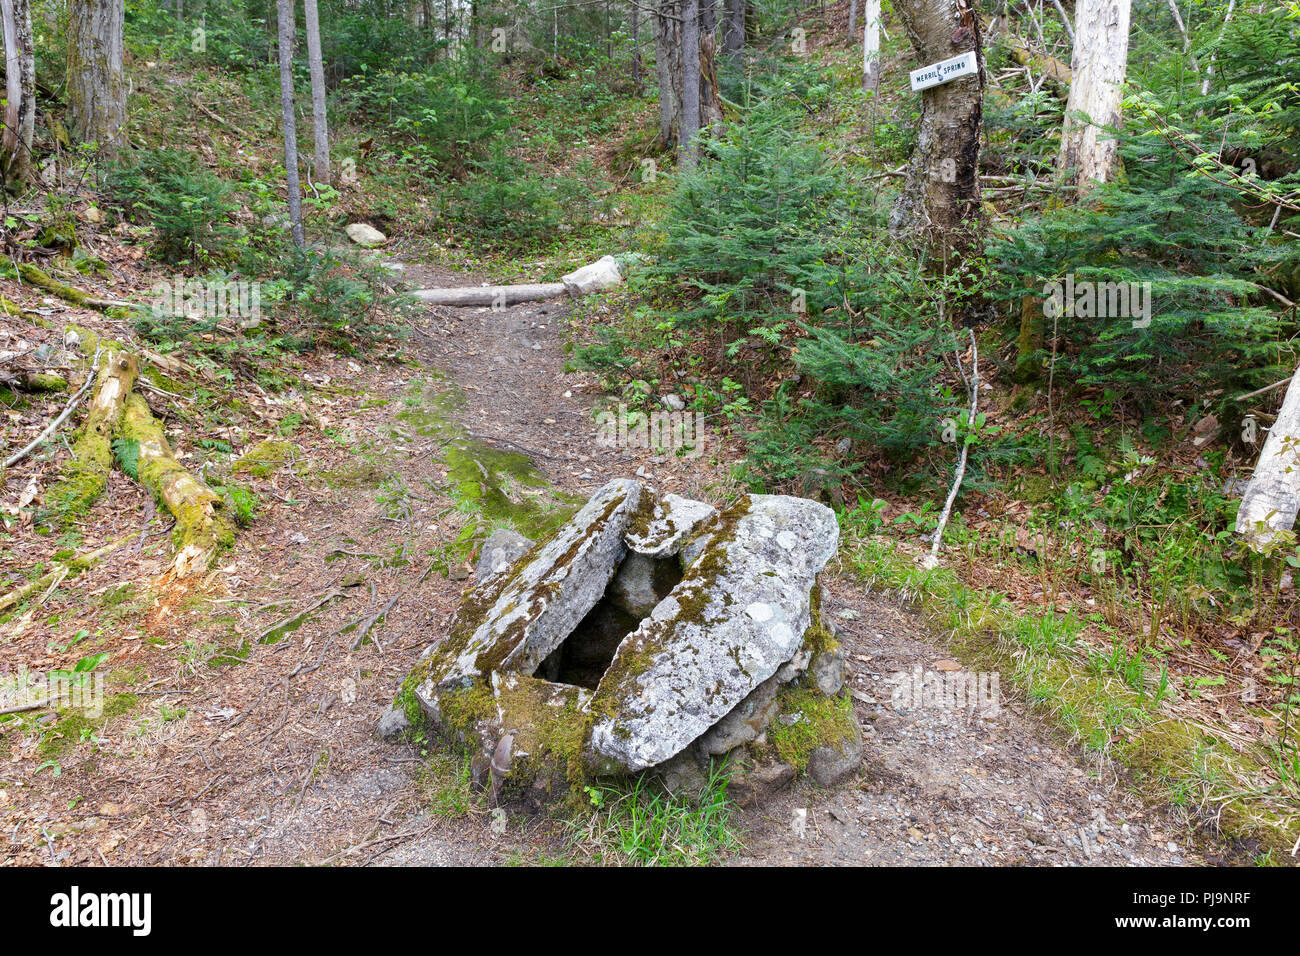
[
  {"left": 411, "top": 283, "right": 567, "bottom": 307},
  {"left": 46, "top": 349, "right": 138, "bottom": 517},
  {"left": 122, "top": 392, "right": 234, "bottom": 576},
  {"left": 16, "top": 263, "right": 135, "bottom": 311},
  {"left": 0, "top": 535, "right": 128, "bottom": 616},
  {"left": 0, "top": 368, "right": 67, "bottom": 392},
  {"left": 410, "top": 256, "right": 625, "bottom": 308},
  {"left": 1236, "top": 371, "right": 1300, "bottom": 550}
]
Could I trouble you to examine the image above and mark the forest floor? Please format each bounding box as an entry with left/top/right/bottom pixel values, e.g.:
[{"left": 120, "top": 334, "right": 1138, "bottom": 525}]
[{"left": 0, "top": 249, "right": 1216, "bottom": 866}]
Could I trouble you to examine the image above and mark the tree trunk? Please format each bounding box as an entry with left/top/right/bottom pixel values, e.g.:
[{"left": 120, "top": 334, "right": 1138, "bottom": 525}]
[
  {"left": 699, "top": 29, "right": 724, "bottom": 130},
  {"left": 722, "top": 0, "right": 744, "bottom": 54},
  {"left": 1237, "top": 371, "right": 1300, "bottom": 550},
  {"left": 276, "top": 0, "right": 305, "bottom": 247},
  {"left": 66, "top": 0, "right": 126, "bottom": 154},
  {"left": 303, "top": 0, "right": 329, "bottom": 185},
  {"left": 1200, "top": 0, "right": 1235, "bottom": 97},
  {"left": 630, "top": 1, "right": 642, "bottom": 95},
  {"left": 849, "top": 0, "right": 857, "bottom": 33},
  {"left": 862, "top": 0, "right": 881, "bottom": 91},
  {"left": 701, "top": 0, "right": 715, "bottom": 35},
  {"left": 1058, "top": 0, "right": 1131, "bottom": 192},
  {"left": 655, "top": 0, "right": 681, "bottom": 146},
  {"left": 47, "top": 348, "right": 137, "bottom": 518},
  {"left": 1, "top": 0, "right": 36, "bottom": 190},
  {"left": 679, "top": 0, "right": 701, "bottom": 167},
  {"left": 888, "top": 0, "right": 985, "bottom": 260},
  {"left": 412, "top": 283, "right": 567, "bottom": 306}
]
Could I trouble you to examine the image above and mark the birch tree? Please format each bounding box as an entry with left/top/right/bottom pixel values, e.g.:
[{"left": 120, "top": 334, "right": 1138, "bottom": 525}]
[
  {"left": 1, "top": 0, "right": 35, "bottom": 189},
  {"left": 66, "top": 0, "right": 126, "bottom": 154},
  {"left": 862, "top": 0, "right": 881, "bottom": 92},
  {"left": 1058, "top": 0, "right": 1131, "bottom": 192},
  {"left": 276, "top": 0, "right": 305, "bottom": 247},
  {"left": 303, "top": 0, "right": 330, "bottom": 185}
]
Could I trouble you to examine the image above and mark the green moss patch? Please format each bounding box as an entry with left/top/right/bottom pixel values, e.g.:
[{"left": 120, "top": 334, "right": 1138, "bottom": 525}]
[
  {"left": 233, "top": 439, "right": 294, "bottom": 477},
  {"left": 768, "top": 687, "right": 856, "bottom": 774}
]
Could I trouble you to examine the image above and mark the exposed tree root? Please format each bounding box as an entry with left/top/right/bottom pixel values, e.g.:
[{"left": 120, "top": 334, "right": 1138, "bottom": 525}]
[
  {"left": 0, "top": 535, "right": 128, "bottom": 616},
  {"left": 122, "top": 392, "right": 234, "bottom": 576},
  {"left": 45, "top": 349, "right": 137, "bottom": 518}
]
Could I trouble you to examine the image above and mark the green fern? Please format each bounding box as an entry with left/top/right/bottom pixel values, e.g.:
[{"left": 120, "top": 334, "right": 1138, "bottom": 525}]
[{"left": 112, "top": 437, "right": 141, "bottom": 480}]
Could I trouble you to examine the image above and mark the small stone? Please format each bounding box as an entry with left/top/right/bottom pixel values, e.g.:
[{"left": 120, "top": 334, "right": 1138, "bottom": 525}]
[
  {"left": 808, "top": 646, "right": 846, "bottom": 695},
  {"left": 377, "top": 706, "right": 410, "bottom": 740},
  {"left": 661, "top": 393, "right": 685, "bottom": 411},
  {"left": 808, "top": 719, "right": 863, "bottom": 787},
  {"left": 561, "top": 255, "right": 622, "bottom": 295},
  {"left": 791, "top": 808, "right": 808, "bottom": 839},
  {"left": 345, "top": 222, "right": 387, "bottom": 247}
]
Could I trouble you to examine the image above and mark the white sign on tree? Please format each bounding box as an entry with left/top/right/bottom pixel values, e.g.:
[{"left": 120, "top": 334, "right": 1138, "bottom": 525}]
[{"left": 909, "top": 50, "right": 978, "bottom": 92}]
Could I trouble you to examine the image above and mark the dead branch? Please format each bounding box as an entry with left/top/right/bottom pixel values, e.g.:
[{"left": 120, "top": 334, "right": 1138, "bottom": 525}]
[
  {"left": 3, "top": 347, "right": 101, "bottom": 470},
  {"left": 926, "top": 328, "right": 980, "bottom": 568}
]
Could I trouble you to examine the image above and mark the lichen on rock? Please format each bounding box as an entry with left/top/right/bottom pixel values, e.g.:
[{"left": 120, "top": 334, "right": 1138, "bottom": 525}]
[{"left": 401, "top": 478, "right": 857, "bottom": 807}]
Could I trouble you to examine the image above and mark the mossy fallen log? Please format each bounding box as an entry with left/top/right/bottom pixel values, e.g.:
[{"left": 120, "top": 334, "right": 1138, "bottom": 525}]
[
  {"left": 122, "top": 392, "right": 234, "bottom": 576},
  {"left": 0, "top": 369, "right": 67, "bottom": 392},
  {"left": 46, "top": 350, "right": 138, "bottom": 518},
  {"left": 0, "top": 536, "right": 129, "bottom": 617},
  {"left": 16, "top": 263, "right": 134, "bottom": 311}
]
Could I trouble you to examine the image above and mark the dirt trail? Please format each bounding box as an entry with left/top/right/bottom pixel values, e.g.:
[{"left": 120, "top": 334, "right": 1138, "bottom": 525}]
[{"left": 2, "top": 255, "right": 1203, "bottom": 866}]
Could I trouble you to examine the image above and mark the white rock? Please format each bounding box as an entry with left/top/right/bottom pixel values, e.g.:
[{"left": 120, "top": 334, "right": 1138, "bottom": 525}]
[
  {"left": 345, "top": 223, "right": 387, "bottom": 248},
  {"left": 561, "top": 255, "right": 622, "bottom": 296}
]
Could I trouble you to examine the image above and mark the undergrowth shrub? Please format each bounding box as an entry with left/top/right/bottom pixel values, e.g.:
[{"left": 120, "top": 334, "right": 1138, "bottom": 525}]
[
  {"left": 445, "top": 148, "right": 611, "bottom": 252},
  {"left": 106, "top": 148, "right": 241, "bottom": 266},
  {"left": 338, "top": 61, "right": 509, "bottom": 175}
]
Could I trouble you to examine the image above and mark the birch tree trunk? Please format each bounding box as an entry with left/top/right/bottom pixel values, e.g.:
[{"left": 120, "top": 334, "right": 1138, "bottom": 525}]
[
  {"left": 1237, "top": 373, "right": 1300, "bottom": 551},
  {"left": 1, "top": 0, "right": 36, "bottom": 189},
  {"left": 276, "top": 0, "right": 305, "bottom": 247},
  {"left": 862, "top": 0, "right": 881, "bottom": 92},
  {"left": 303, "top": 0, "right": 330, "bottom": 184},
  {"left": 888, "top": 0, "right": 985, "bottom": 259},
  {"left": 1058, "top": 0, "right": 1131, "bottom": 192},
  {"left": 66, "top": 0, "right": 126, "bottom": 154},
  {"left": 679, "top": 0, "right": 701, "bottom": 167},
  {"left": 1200, "top": 0, "right": 1236, "bottom": 97}
]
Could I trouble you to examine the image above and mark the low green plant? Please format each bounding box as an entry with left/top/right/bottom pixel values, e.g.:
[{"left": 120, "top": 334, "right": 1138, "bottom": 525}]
[{"left": 574, "top": 762, "right": 741, "bottom": 866}]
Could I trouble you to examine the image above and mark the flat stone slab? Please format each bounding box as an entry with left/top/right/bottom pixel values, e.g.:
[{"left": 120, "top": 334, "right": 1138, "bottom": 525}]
[
  {"left": 586, "top": 494, "right": 839, "bottom": 772},
  {"left": 625, "top": 493, "right": 717, "bottom": 557},
  {"left": 425, "top": 478, "right": 641, "bottom": 691}
]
